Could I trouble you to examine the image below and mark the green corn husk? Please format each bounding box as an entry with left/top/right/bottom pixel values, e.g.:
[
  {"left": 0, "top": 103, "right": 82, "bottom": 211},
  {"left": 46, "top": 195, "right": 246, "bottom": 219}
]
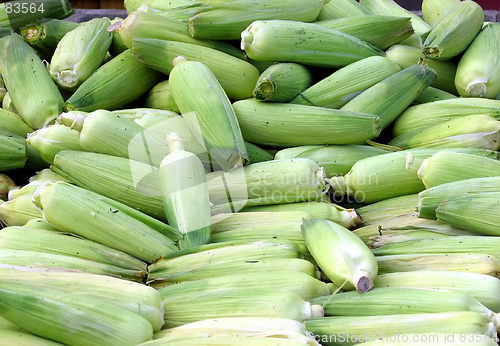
[
  {"left": 0, "top": 33, "right": 63, "bottom": 129},
  {"left": 110, "top": 11, "right": 244, "bottom": 58},
  {"left": 329, "top": 148, "right": 499, "bottom": 204},
  {"left": 423, "top": 0, "right": 484, "bottom": 60},
  {"left": 160, "top": 133, "right": 211, "bottom": 248},
  {"left": 23, "top": 218, "right": 60, "bottom": 231},
  {"left": 245, "top": 142, "right": 273, "bottom": 163},
  {"left": 392, "top": 98, "right": 500, "bottom": 137},
  {"left": 161, "top": 287, "right": 323, "bottom": 328},
  {"left": 188, "top": 0, "right": 325, "bottom": 40},
  {"left": 65, "top": 49, "right": 163, "bottom": 112},
  {"left": 148, "top": 239, "right": 306, "bottom": 283},
  {"left": 406, "top": 151, "right": 500, "bottom": 189},
  {"left": 412, "top": 86, "right": 457, "bottom": 105},
  {"left": 21, "top": 19, "right": 80, "bottom": 59},
  {"left": 320, "top": 287, "right": 496, "bottom": 318},
  {"left": 340, "top": 63, "right": 437, "bottom": 130},
  {"left": 25, "top": 143, "right": 51, "bottom": 171},
  {"left": 143, "top": 80, "right": 180, "bottom": 113},
  {"left": 206, "top": 158, "right": 329, "bottom": 210},
  {"left": 359, "top": 0, "right": 431, "bottom": 48},
  {"left": 291, "top": 56, "right": 401, "bottom": 109},
  {"left": 356, "top": 194, "right": 419, "bottom": 226},
  {"left": 51, "top": 150, "right": 166, "bottom": 220},
  {"left": 0, "top": 173, "right": 16, "bottom": 200},
  {"left": 316, "top": 0, "right": 370, "bottom": 20},
  {"left": 109, "top": 17, "right": 129, "bottom": 57},
  {"left": 368, "top": 231, "right": 455, "bottom": 248},
  {"left": 373, "top": 270, "right": 500, "bottom": 312},
  {"left": 0, "top": 196, "right": 40, "bottom": 226},
  {"left": 315, "top": 16, "right": 414, "bottom": 50},
  {"left": 0, "top": 270, "right": 164, "bottom": 331},
  {"left": 385, "top": 44, "right": 459, "bottom": 95},
  {"left": 422, "top": 0, "right": 461, "bottom": 27},
  {"left": 389, "top": 114, "right": 500, "bottom": 150},
  {"left": 302, "top": 219, "right": 378, "bottom": 293},
  {"left": 26, "top": 124, "right": 83, "bottom": 164},
  {"left": 0, "top": 108, "right": 33, "bottom": 138},
  {"left": 145, "top": 336, "right": 316, "bottom": 346},
  {"left": 418, "top": 176, "right": 500, "bottom": 220},
  {"left": 253, "top": 63, "right": 312, "bottom": 102},
  {"left": 49, "top": 18, "right": 112, "bottom": 91},
  {"left": 32, "top": 181, "right": 178, "bottom": 263},
  {"left": 131, "top": 39, "right": 259, "bottom": 100},
  {"left": 169, "top": 58, "right": 249, "bottom": 171},
  {"left": 241, "top": 20, "right": 384, "bottom": 69},
  {"left": 152, "top": 317, "right": 320, "bottom": 345},
  {"left": 124, "top": 0, "right": 201, "bottom": 14},
  {"left": 0, "top": 133, "right": 26, "bottom": 171},
  {"left": 306, "top": 311, "right": 497, "bottom": 346},
  {"left": 239, "top": 202, "right": 363, "bottom": 229},
  {"left": 131, "top": 108, "right": 180, "bottom": 125},
  {"left": 0, "top": 75, "right": 6, "bottom": 102},
  {"left": 435, "top": 192, "right": 500, "bottom": 236},
  {"left": 455, "top": 23, "right": 500, "bottom": 98},
  {"left": 376, "top": 253, "right": 500, "bottom": 277},
  {"left": 155, "top": 271, "right": 331, "bottom": 301},
  {"left": 0, "top": 249, "right": 146, "bottom": 281},
  {"left": 274, "top": 145, "right": 388, "bottom": 178},
  {"left": 0, "top": 281, "right": 154, "bottom": 346},
  {"left": 0, "top": 330, "right": 64, "bottom": 345},
  {"left": 2, "top": 92, "right": 18, "bottom": 115},
  {"left": 232, "top": 99, "right": 382, "bottom": 147},
  {"left": 149, "top": 258, "right": 319, "bottom": 284}
]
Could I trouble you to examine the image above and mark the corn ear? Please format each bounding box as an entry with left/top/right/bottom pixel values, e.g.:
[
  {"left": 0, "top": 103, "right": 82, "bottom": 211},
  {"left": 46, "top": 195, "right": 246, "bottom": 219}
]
[
  {"left": 0, "top": 330, "right": 64, "bottom": 345},
  {"left": 0, "top": 196, "right": 41, "bottom": 226},
  {"left": 422, "top": 0, "right": 461, "bottom": 27},
  {"left": 291, "top": 56, "right": 401, "bottom": 109},
  {"left": 233, "top": 99, "right": 382, "bottom": 147},
  {"left": 145, "top": 336, "right": 314, "bottom": 346},
  {"left": 356, "top": 194, "right": 419, "bottom": 226},
  {"left": 302, "top": 219, "right": 377, "bottom": 293},
  {"left": 423, "top": 1, "right": 484, "bottom": 60},
  {"left": 65, "top": 49, "right": 163, "bottom": 112},
  {"left": 316, "top": 0, "right": 370, "bottom": 20},
  {"left": 131, "top": 39, "right": 259, "bottom": 100},
  {"left": 169, "top": 58, "right": 249, "bottom": 171},
  {"left": 253, "top": 63, "right": 312, "bottom": 102},
  {"left": 26, "top": 124, "right": 83, "bottom": 164},
  {"left": 0, "top": 108, "right": 34, "bottom": 138},
  {"left": 412, "top": 86, "right": 457, "bottom": 105},
  {"left": 241, "top": 20, "right": 384, "bottom": 69},
  {"left": 144, "top": 80, "right": 179, "bottom": 113},
  {"left": 455, "top": 23, "right": 500, "bottom": 98}
]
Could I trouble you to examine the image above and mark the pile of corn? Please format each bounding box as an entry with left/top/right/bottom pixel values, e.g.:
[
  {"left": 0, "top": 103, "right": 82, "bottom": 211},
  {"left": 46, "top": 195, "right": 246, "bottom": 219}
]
[{"left": 1, "top": 0, "right": 500, "bottom": 344}]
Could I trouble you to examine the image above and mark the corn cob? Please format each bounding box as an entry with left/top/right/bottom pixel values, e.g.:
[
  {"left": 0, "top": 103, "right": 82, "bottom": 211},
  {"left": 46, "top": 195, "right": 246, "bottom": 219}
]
[
  {"left": 143, "top": 80, "right": 179, "bottom": 113},
  {"left": 155, "top": 271, "right": 331, "bottom": 301},
  {"left": 232, "top": 99, "right": 382, "bottom": 147},
  {"left": 340, "top": 63, "right": 436, "bottom": 130},
  {"left": 316, "top": 0, "right": 370, "bottom": 20},
  {"left": 315, "top": 16, "right": 413, "bottom": 50},
  {"left": 390, "top": 114, "right": 500, "bottom": 150},
  {"left": 26, "top": 124, "right": 83, "bottom": 164},
  {"left": 0, "top": 133, "right": 26, "bottom": 171},
  {"left": 376, "top": 253, "right": 500, "bottom": 277},
  {"left": 148, "top": 239, "right": 306, "bottom": 283},
  {"left": 0, "top": 108, "right": 33, "bottom": 138},
  {"left": 274, "top": 145, "right": 387, "bottom": 178},
  {"left": 422, "top": 0, "right": 461, "bottom": 27},
  {"left": 374, "top": 270, "right": 500, "bottom": 312},
  {"left": 65, "top": 49, "right": 163, "bottom": 112},
  {"left": 423, "top": 1, "right": 484, "bottom": 60},
  {"left": 241, "top": 20, "right": 384, "bottom": 69},
  {"left": 160, "top": 133, "right": 211, "bottom": 248},
  {"left": 385, "top": 44, "right": 458, "bottom": 95},
  {"left": 162, "top": 287, "right": 323, "bottom": 328},
  {"left": 169, "top": 58, "right": 249, "bottom": 171},
  {"left": 0, "top": 330, "right": 64, "bottom": 345},
  {"left": 0, "top": 33, "right": 63, "bottom": 129},
  {"left": 407, "top": 151, "right": 500, "bottom": 189},
  {"left": 188, "top": 0, "right": 325, "bottom": 40},
  {"left": 206, "top": 158, "right": 329, "bottom": 209},
  {"left": 253, "top": 63, "right": 312, "bottom": 102},
  {"left": 393, "top": 98, "right": 500, "bottom": 137},
  {"left": 290, "top": 56, "right": 401, "bottom": 109},
  {"left": 144, "top": 336, "right": 314, "bottom": 346},
  {"left": 110, "top": 11, "right": 244, "bottom": 58},
  {"left": 455, "top": 23, "right": 500, "bottom": 98},
  {"left": 359, "top": 0, "right": 431, "bottom": 48},
  {"left": 418, "top": 176, "right": 500, "bottom": 220},
  {"left": 33, "top": 181, "right": 178, "bottom": 263},
  {"left": 356, "top": 194, "right": 419, "bottom": 226},
  {"left": 306, "top": 311, "right": 497, "bottom": 346},
  {"left": 0, "top": 173, "right": 15, "bottom": 200},
  {"left": 0, "top": 281, "right": 154, "bottom": 345},
  {"left": 152, "top": 317, "right": 320, "bottom": 345},
  {"left": 412, "top": 86, "right": 457, "bottom": 105},
  {"left": 131, "top": 39, "right": 259, "bottom": 100},
  {"left": 302, "top": 219, "right": 377, "bottom": 293}
]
